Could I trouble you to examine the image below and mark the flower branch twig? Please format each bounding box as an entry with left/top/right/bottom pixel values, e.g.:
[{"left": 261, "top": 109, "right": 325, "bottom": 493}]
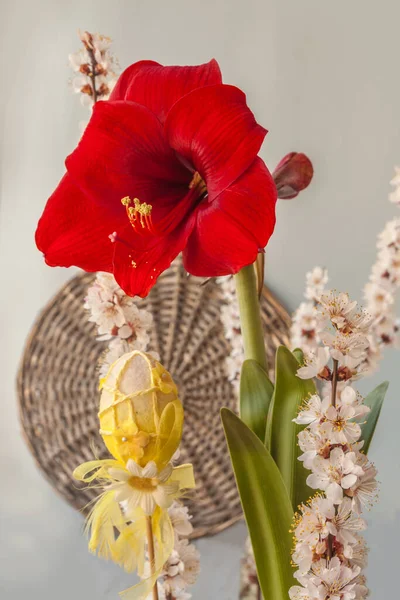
[{"left": 146, "top": 517, "right": 159, "bottom": 600}]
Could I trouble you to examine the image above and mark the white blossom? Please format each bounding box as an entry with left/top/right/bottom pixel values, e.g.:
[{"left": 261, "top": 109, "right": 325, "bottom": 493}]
[
  {"left": 354, "top": 583, "right": 369, "bottom": 600},
  {"left": 291, "top": 302, "right": 322, "bottom": 355},
  {"left": 297, "top": 347, "right": 330, "bottom": 380},
  {"left": 347, "top": 457, "right": 378, "bottom": 514},
  {"left": 170, "top": 590, "right": 191, "bottom": 600},
  {"left": 84, "top": 272, "right": 153, "bottom": 377},
  {"left": 161, "top": 498, "right": 198, "bottom": 598},
  {"left": 306, "top": 448, "right": 364, "bottom": 505},
  {"left": 305, "top": 267, "right": 329, "bottom": 301},
  {"left": 321, "top": 331, "right": 369, "bottom": 365},
  {"left": 163, "top": 539, "right": 200, "bottom": 596},
  {"left": 297, "top": 429, "right": 332, "bottom": 469},
  {"left": 145, "top": 582, "right": 166, "bottom": 600},
  {"left": 329, "top": 498, "right": 367, "bottom": 546},
  {"left": 218, "top": 276, "right": 244, "bottom": 389},
  {"left": 108, "top": 460, "right": 179, "bottom": 516},
  {"left": 168, "top": 502, "right": 194, "bottom": 538},
  {"left": 99, "top": 338, "right": 130, "bottom": 378},
  {"left": 389, "top": 166, "right": 400, "bottom": 206},
  {"left": 293, "top": 557, "right": 360, "bottom": 600},
  {"left": 318, "top": 404, "right": 363, "bottom": 445},
  {"left": 364, "top": 282, "right": 394, "bottom": 315},
  {"left": 377, "top": 217, "right": 400, "bottom": 248},
  {"left": 289, "top": 581, "right": 320, "bottom": 600},
  {"left": 318, "top": 291, "right": 358, "bottom": 330},
  {"left": 347, "top": 535, "right": 369, "bottom": 570},
  {"left": 294, "top": 394, "right": 330, "bottom": 426},
  {"left": 292, "top": 498, "right": 366, "bottom": 578},
  {"left": 337, "top": 387, "right": 370, "bottom": 419},
  {"left": 296, "top": 496, "right": 335, "bottom": 541}
]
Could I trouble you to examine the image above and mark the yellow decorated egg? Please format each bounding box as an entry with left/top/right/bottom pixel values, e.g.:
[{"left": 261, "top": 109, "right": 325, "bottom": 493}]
[{"left": 99, "top": 351, "right": 183, "bottom": 468}]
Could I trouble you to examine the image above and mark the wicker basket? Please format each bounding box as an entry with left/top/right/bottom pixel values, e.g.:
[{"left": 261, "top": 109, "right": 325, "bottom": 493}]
[{"left": 17, "top": 260, "right": 290, "bottom": 538}]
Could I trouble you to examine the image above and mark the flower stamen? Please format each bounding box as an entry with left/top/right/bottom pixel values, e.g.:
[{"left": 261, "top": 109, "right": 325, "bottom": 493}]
[
  {"left": 121, "top": 196, "right": 154, "bottom": 233},
  {"left": 189, "top": 171, "right": 207, "bottom": 197}
]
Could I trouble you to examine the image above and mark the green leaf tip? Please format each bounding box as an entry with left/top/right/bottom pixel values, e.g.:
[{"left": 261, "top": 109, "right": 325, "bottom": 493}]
[
  {"left": 221, "top": 408, "right": 295, "bottom": 599},
  {"left": 361, "top": 381, "right": 389, "bottom": 454},
  {"left": 239, "top": 359, "right": 274, "bottom": 442},
  {"left": 268, "top": 345, "right": 316, "bottom": 509}
]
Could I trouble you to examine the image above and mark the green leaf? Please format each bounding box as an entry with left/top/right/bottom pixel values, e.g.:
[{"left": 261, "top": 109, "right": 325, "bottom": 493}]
[
  {"left": 268, "top": 346, "right": 316, "bottom": 509},
  {"left": 292, "top": 348, "right": 304, "bottom": 364},
  {"left": 240, "top": 359, "right": 274, "bottom": 441},
  {"left": 361, "top": 381, "right": 389, "bottom": 455},
  {"left": 221, "top": 408, "right": 295, "bottom": 599}
]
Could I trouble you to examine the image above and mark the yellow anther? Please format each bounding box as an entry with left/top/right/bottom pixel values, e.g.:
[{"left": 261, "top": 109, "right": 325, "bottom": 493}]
[
  {"left": 133, "top": 197, "right": 152, "bottom": 216},
  {"left": 121, "top": 196, "right": 153, "bottom": 232},
  {"left": 189, "top": 171, "right": 207, "bottom": 196}
]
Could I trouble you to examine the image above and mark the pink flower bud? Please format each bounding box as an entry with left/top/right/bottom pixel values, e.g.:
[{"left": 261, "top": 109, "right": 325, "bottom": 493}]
[{"left": 273, "top": 152, "right": 314, "bottom": 199}]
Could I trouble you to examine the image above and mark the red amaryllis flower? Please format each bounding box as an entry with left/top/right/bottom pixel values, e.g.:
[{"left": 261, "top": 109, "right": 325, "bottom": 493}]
[{"left": 36, "top": 59, "right": 277, "bottom": 297}]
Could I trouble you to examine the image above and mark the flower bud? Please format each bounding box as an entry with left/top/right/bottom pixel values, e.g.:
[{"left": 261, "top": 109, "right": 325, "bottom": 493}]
[
  {"left": 99, "top": 351, "right": 183, "bottom": 468},
  {"left": 273, "top": 152, "right": 314, "bottom": 199}
]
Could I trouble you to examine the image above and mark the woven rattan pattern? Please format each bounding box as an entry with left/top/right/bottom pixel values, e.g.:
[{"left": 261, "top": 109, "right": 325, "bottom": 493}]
[{"left": 17, "top": 260, "right": 290, "bottom": 538}]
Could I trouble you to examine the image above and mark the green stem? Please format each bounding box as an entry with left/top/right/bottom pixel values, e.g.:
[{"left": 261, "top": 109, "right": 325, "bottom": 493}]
[{"left": 235, "top": 264, "right": 268, "bottom": 372}]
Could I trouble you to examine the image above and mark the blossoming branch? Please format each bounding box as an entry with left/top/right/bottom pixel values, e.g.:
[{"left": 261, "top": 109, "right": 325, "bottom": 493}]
[
  {"left": 290, "top": 266, "right": 329, "bottom": 355},
  {"left": 362, "top": 168, "right": 400, "bottom": 372},
  {"left": 69, "top": 30, "right": 118, "bottom": 107},
  {"left": 84, "top": 272, "right": 154, "bottom": 377},
  {"left": 290, "top": 292, "right": 378, "bottom": 600},
  {"left": 292, "top": 167, "right": 400, "bottom": 374}
]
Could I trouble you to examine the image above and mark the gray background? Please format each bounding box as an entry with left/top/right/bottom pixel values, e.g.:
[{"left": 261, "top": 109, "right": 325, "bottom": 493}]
[{"left": 1, "top": 0, "right": 399, "bottom": 598}]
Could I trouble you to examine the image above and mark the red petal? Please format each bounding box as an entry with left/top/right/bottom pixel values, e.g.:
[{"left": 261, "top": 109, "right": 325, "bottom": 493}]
[
  {"left": 110, "top": 60, "right": 160, "bottom": 101},
  {"left": 165, "top": 84, "right": 267, "bottom": 197},
  {"left": 35, "top": 174, "right": 122, "bottom": 272},
  {"left": 182, "top": 158, "right": 276, "bottom": 277},
  {"left": 66, "top": 100, "right": 190, "bottom": 222},
  {"left": 110, "top": 59, "right": 222, "bottom": 123},
  {"left": 113, "top": 219, "right": 195, "bottom": 297}
]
